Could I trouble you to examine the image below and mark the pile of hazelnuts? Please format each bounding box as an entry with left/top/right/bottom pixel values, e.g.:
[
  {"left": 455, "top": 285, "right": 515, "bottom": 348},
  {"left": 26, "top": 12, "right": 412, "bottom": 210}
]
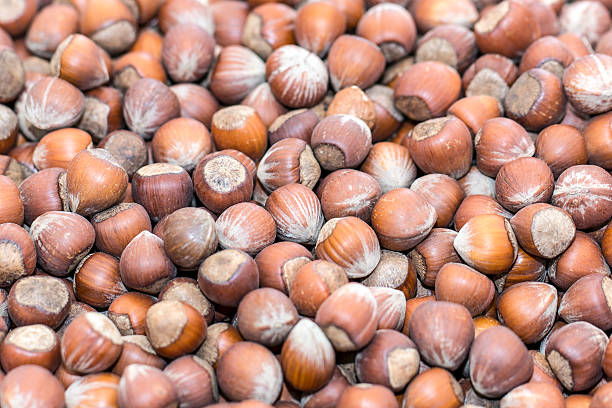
[{"left": 2, "top": 0, "right": 612, "bottom": 406}]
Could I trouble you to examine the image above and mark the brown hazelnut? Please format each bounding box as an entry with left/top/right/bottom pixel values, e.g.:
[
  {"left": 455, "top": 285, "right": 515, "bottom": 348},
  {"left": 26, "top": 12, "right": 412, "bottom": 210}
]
[
  {"left": 108, "top": 292, "right": 156, "bottom": 336},
  {"left": 112, "top": 335, "right": 166, "bottom": 375},
  {"left": 454, "top": 214, "right": 518, "bottom": 275},
  {"left": 337, "top": 384, "right": 398, "bottom": 408},
  {"left": 288, "top": 260, "right": 348, "bottom": 317},
  {"left": 162, "top": 24, "right": 215, "bottom": 83},
  {"left": 394, "top": 61, "right": 462, "bottom": 121},
  {"left": 558, "top": 274, "right": 612, "bottom": 330},
  {"left": 362, "top": 250, "right": 417, "bottom": 299},
  {"left": 265, "top": 183, "right": 324, "bottom": 245},
  {"left": 463, "top": 53, "right": 518, "bottom": 101},
  {"left": 242, "top": 3, "right": 295, "bottom": 59},
  {"left": 209, "top": 45, "right": 266, "bottom": 105},
  {"left": 0, "top": 223, "right": 35, "bottom": 287},
  {"left": 415, "top": 24, "right": 477, "bottom": 73},
  {"left": 237, "top": 288, "right": 298, "bottom": 347},
  {"left": 474, "top": 0, "right": 540, "bottom": 58},
  {"left": 195, "top": 322, "right": 243, "bottom": 368},
  {"left": 211, "top": 105, "right": 267, "bottom": 161},
  {"left": 73, "top": 252, "right": 126, "bottom": 308},
  {"left": 145, "top": 300, "right": 207, "bottom": 359},
  {"left": 454, "top": 194, "right": 512, "bottom": 230},
  {"left": 217, "top": 341, "right": 283, "bottom": 404},
  {"left": 0, "top": 365, "right": 64, "bottom": 408},
  {"left": 402, "top": 367, "right": 464, "bottom": 408},
  {"left": 356, "top": 4, "right": 416, "bottom": 63},
  {"left": 255, "top": 242, "right": 313, "bottom": 293},
  {"left": 112, "top": 51, "right": 167, "bottom": 91},
  {"left": 366, "top": 85, "right": 403, "bottom": 141},
  {"left": 360, "top": 142, "right": 416, "bottom": 194},
  {"left": 311, "top": 114, "right": 372, "bottom": 171},
  {"left": 24, "top": 3, "right": 79, "bottom": 59},
  {"left": 370, "top": 286, "right": 406, "bottom": 330},
  {"left": 409, "top": 228, "right": 460, "bottom": 287},
  {"left": 164, "top": 355, "right": 218, "bottom": 407},
  {"left": 583, "top": 112, "right": 612, "bottom": 170},
  {"left": 563, "top": 54, "right": 612, "bottom": 115},
  {"left": 435, "top": 263, "right": 495, "bottom": 316},
  {"left": 519, "top": 36, "right": 574, "bottom": 78},
  {"left": 29, "top": 211, "right": 94, "bottom": 276},
  {"left": 241, "top": 82, "right": 288, "bottom": 128},
  {"left": 317, "top": 169, "right": 381, "bottom": 223},
  {"left": 211, "top": 0, "right": 249, "bottom": 46},
  {"left": 315, "top": 282, "right": 378, "bottom": 352},
  {"left": 535, "top": 124, "right": 588, "bottom": 177},
  {"left": 216, "top": 202, "right": 275, "bottom": 255},
  {"left": 475, "top": 117, "right": 535, "bottom": 177},
  {"left": 448, "top": 95, "right": 503, "bottom": 136},
  {"left": 469, "top": 325, "right": 534, "bottom": 398},
  {"left": 118, "top": 364, "right": 178, "bottom": 408},
  {"left": 371, "top": 188, "right": 437, "bottom": 251},
  {"left": 193, "top": 152, "right": 254, "bottom": 214},
  {"left": 0, "top": 324, "right": 60, "bottom": 372},
  {"left": 32, "top": 128, "right": 91, "bottom": 170},
  {"left": 123, "top": 78, "right": 180, "bottom": 139},
  {"left": 91, "top": 203, "right": 151, "bottom": 258},
  {"left": 294, "top": 1, "right": 345, "bottom": 57},
  {"left": 131, "top": 163, "right": 193, "bottom": 222},
  {"left": 170, "top": 84, "right": 220, "bottom": 130},
  {"left": 495, "top": 157, "right": 554, "bottom": 212},
  {"left": 545, "top": 321, "right": 608, "bottom": 391},
  {"left": 328, "top": 35, "right": 385, "bottom": 91},
  {"left": 411, "top": 175, "right": 465, "bottom": 227},
  {"left": 500, "top": 382, "right": 564, "bottom": 408},
  {"left": 79, "top": 0, "right": 137, "bottom": 55},
  {"left": 61, "top": 312, "right": 123, "bottom": 374},
  {"left": 158, "top": 0, "right": 214, "bottom": 34},
  {"left": 65, "top": 372, "right": 120, "bottom": 408},
  {"left": 560, "top": 1, "right": 610, "bottom": 46},
  {"left": 257, "top": 138, "right": 320, "bottom": 193},
  {"left": 268, "top": 109, "right": 319, "bottom": 145},
  {"left": 0, "top": 46, "right": 25, "bottom": 104},
  {"left": 410, "top": 0, "right": 478, "bottom": 32},
  {"left": 98, "top": 130, "right": 147, "bottom": 177},
  {"left": 326, "top": 86, "right": 376, "bottom": 129},
  {"left": 300, "top": 367, "right": 350, "bottom": 408},
  {"left": 0, "top": 175, "right": 23, "bottom": 225},
  {"left": 152, "top": 117, "right": 213, "bottom": 172},
  {"left": 198, "top": 249, "right": 259, "bottom": 307},
  {"left": 551, "top": 164, "right": 612, "bottom": 230}
]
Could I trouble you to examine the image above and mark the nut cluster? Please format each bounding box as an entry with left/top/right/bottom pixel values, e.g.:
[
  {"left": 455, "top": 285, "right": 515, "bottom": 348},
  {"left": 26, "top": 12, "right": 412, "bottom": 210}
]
[{"left": 1, "top": 0, "right": 612, "bottom": 407}]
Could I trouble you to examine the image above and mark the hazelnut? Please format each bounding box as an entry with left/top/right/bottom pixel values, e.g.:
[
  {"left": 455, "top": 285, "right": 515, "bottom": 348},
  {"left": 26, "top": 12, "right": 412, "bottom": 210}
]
[
  {"left": 535, "top": 124, "right": 588, "bottom": 177},
  {"left": 108, "top": 292, "right": 156, "bottom": 336},
  {"left": 61, "top": 312, "right": 123, "bottom": 374},
  {"left": 162, "top": 24, "right": 215, "bottom": 83},
  {"left": 327, "top": 86, "right": 376, "bottom": 129},
  {"left": 475, "top": 117, "right": 535, "bottom": 177},
  {"left": 281, "top": 318, "right": 335, "bottom": 392},
  {"left": 120, "top": 231, "right": 176, "bottom": 294},
  {"left": 545, "top": 321, "right": 608, "bottom": 391},
  {"left": 370, "top": 287, "right": 406, "bottom": 331},
  {"left": 24, "top": 3, "right": 79, "bottom": 59},
  {"left": 551, "top": 164, "right": 612, "bottom": 230},
  {"left": 454, "top": 194, "right": 512, "bottom": 231},
  {"left": 315, "top": 216, "right": 381, "bottom": 279},
  {"left": 495, "top": 157, "right": 554, "bottom": 212},
  {"left": 123, "top": 78, "right": 180, "bottom": 139},
  {"left": 65, "top": 148, "right": 128, "bottom": 216},
  {"left": 371, "top": 188, "right": 437, "bottom": 251},
  {"left": 315, "top": 282, "right": 378, "bottom": 352},
  {"left": 216, "top": 202, "right": 275, "bottom": 255},
  {"left": 73, "top": 252, "right": 126, "bottom": 308},
  {"left": 112, "top": 335, "right": 166, "bottom": 375},
  {"left": 0, "top": 175, "right": 23, "bottom": 225},
  {"left": 409, "top": 228, "right": 460, "bottom": 287},
  {"left": 474, "top": 0, "right": 540, "bottom": 58},
  {"left": 563, "top": 54, "right": 612, "bottom": 115},
  {"left": 211, "top": 105, "right": 267, "bottom": 162},
  {"left": 91, "top": 203, "right": 151, "bottom": 258},
  {"left": 0, "top": 223, "right": 35, "bottom": 286},
  {"left": 0, "top": 105, "right": 18, "bottom": 155},
  {"left": 360, "top": 142, "right": 416, "bottom": 194},
  {"left": 23, "top": 77, "right": 84, "bottom": 139},
  {"left": 415, "top": 24, "right": 477, "bottom": 73},
  {"left": 29, "top": 211, "right": 95, "bottom": 277},
  {"left": 195, "top": 322, "right": 243, "bottom": 368},
  {"left": 98, "top": 130, "right": 147, "bottom": 177},
  {"left": 337, "top": 384, "right": 398, "bottom": 408},
  {"left": 356, "top": 4, "right": 416, "bottom": 63},
  {"left": 145, "top": 300, "right": 207, "bottom": 359},
  {"left": 255, "top": 242, "right": 312, "bottom": 293},
  {"left": 559, "top": 1, "right": 610, "bottom": 46},
  {"left": 236, "top": 287, "right": 298, "bottom": 347},
  {"left": 152, "top": 117, "right": 213, "bottom": 172},
  {"left": 265, "top": 183, "right": 324, "bottom": 245},
  {"left": 217, "top": 342, "right": 283, "bottom": 404},
  {"left": 193, "top": 153, "right": 254, "bottom": 215},
  {"left": 529, "top": 349, "right": 562, "bottom": 390},
  {"left": 132, "top": 163, "right": 193, "bottom": 222},
  {"left": 209, "top": 45, "right": 265, "bottom": 105},
  {"left": 592, "top": 382, "right": 612, "bottom": 408},
  {"left": 50, "top": 34, "right": 111, "bottom": 91},
  {"left": 164, "top": 355, "right": 218, "bottom": 407},
  {"left": 241, "top": 82, "right": 288, "bottom": 128},
  {"left": 288, "top": 260, "right": 348, "bottom": 317},
  {"left": 410, "top": 0, "right": 478, "bottom": 32},
  {"left": 310, "top": 114, "right": 372, "bottom": 171},
  {"left": 328, "top": 35, "right": 385, "bottom": 91},
  {"left": 211, "top": 0, "right": 249, "bottom": 46},
  {"left": 0, "top": 365, "right": 64, "bottom": 408},
  {"left": 519, "top": 36, "right": 574, "bottom": 78},
  {"left": 257, "top": 138, "right": 320, "bottom": 193},
  {"left": 362, "top": 250, "right": 417, "bottom": 299},
  {"left": 565, "top": 395, "right": 593, "bottom": 408},
  {"left": 170, "top": 84, "right": 220, "bottom": 130},
  {"left": 294, "top": 1, "right": 345, "bottom": 57},
  {"left": 32, "top": 128, "right": 91, "bottom": 170},
  {"left": 268, "top": 109, "right": 320, "bottom": 145},
  {"left": 317, "top": 169, "right": 381, "bottom": 223},
  {"left": 435, "top": 263, "right": 495, "bottom": 316},
  {"left": 499, "top": 382, "right": 564, "bottom": 408},
  {"left": 65, "top": 372, "right": 120, "bottom": 408},
  {"left": 242, "top": 3, "right": 296, "bottom": 59},
  {"left": 79, "top": 0, "right": 137, "bottom": 55},
  {"left": 409, "top": 301, "right": 474, "bottom": 371},
  {"left": 463, "top": 53, "right": 518, "bottom": 101},
  {"left": 457, "top": 166, "right": 496, "bottom": 198},
  {"left": 402, "top": 296, "right": 436, "bottom": 335},
  {"left": 56, "top": 302, "right": 95, "bottom": 340},
  {"left": 0, "top": 324, "right": 60, "bottom": 372},
  {"left": 118, "top": 364, "right": 178, "bottom": 408},
  {"left": 411, "top": 175, "right": 465, "bottom": 227},
  {"left": 394, "top": 61, "right": 462, "bottom": 121},
  {"left": 158, "top": 0, "right": 213, "bottom": 34},
  {"left": 0, "top": 46, "right": 25, "bottom": 104},
  {"left": 448, "top": 95, "right": 503, "bottom": 136},
  {"left": 366, "top": 85, "right": 403, "bottom": 142},
  {"left": 402, "top": 367, "right": 464, "bottom": 408},
  {"left": 198, "top": 249, "right": 259, "bottom": 307},
  {"left": 558, "top": 274, "right": 612, "bottom": 330},
  {"left": 112, "top": 51, "right": 167, "bottom": 91},
  {"left": 454, "top": 214, "right": 518, "bottom": 275},
  {"left": 504, "top": 68, "right": 566, "bottom": 131},
  {"left": 583, "top": 112, "right": 612, "bottom": 170},
  {"left": 497, "top": 282, "right": 558, "bottom": 343},
  {"left": 300, "top": 368, "right": 350, "bottom": 408},
  {"left": 469, "top": 326, "right": 534, "bottom": 398}
]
